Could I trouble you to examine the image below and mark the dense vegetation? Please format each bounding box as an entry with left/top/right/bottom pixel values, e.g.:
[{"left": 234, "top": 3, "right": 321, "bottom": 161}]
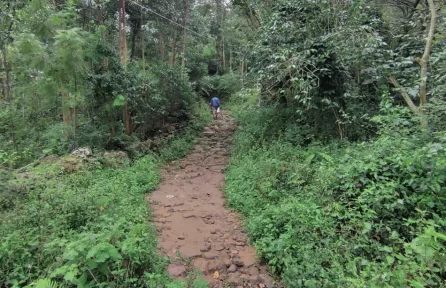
[
  {"left": 0, "top": 109, "right": 212, "bottom": 287},
  {"left": 1, "top": 0, "right": 446, "bottom": 287},
  {"left": 224, "top": 0, "right": 446, "bottom": 287},
  {"left": 0, "top": 0, "right": 240, "bottom": 286},
  {"left": 226, "top": 90, "right": 446, "bottom": 287},
  {"left": 0, "top": 0, "right": 245, "bottom": 167}
]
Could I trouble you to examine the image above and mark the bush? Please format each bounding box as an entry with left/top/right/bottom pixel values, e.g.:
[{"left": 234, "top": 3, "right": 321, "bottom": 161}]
[
  {"left": 225, "top": 101, "right": 446, "bottom": 287},
  {"left": 0, "top": 155, "right": 164, "bottom": 287},
  {"left": 0, "top": 103, "right": 210, "bottom": 287},
  {"left": 200, "top": 73, "right": 242, "bottom": 100}
]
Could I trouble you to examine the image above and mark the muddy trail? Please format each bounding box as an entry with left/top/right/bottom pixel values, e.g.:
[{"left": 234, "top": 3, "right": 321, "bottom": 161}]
[{"left": 148, "top": 111, "right": 277, "bottom": 287}]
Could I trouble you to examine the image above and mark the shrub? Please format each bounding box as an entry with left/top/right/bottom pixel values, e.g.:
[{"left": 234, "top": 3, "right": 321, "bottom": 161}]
[
  {"left": 200, "top": 73, "right": 242, "bottom": 100},
  {"left": 225, "top": 100, "right": 446, "bottom": 287},
  {"left": 0, "top": 104, "right": 210, "bottom": 287}
]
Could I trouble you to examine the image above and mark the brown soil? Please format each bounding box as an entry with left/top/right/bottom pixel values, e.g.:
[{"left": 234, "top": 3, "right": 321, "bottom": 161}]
[{"left": 148, "top": 111, "right": 278, "bottom": 287}]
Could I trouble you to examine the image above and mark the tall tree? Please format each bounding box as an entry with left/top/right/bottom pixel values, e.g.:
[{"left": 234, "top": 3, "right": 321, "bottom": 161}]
[
  {"left": 181, "top": 0, "right": 190, "bottom": 67},
  {"left": 389, "top": 0, "right": 438, "bottom": 127},
  {"left": 118, "top": 0, "right": 132, "bottom": 135}
]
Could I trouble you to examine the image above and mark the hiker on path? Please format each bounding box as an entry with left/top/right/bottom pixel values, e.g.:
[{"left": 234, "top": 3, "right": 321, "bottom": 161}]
[{"left": 209, "top": 96, "right": 221, "bottom": 120}]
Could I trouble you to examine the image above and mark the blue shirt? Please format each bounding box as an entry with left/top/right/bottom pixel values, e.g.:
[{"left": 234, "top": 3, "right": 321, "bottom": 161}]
[{"left": 210, "top": 97, "right": 220, "bottom": 107}]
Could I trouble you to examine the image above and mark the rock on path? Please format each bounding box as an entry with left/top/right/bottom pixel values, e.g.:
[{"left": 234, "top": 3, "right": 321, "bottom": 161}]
[{"left": 147, "top": 111, "right": 278, "bottom": 287}]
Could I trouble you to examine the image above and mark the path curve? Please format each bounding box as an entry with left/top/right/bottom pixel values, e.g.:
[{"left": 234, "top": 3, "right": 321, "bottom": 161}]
[{"left": 148, "top": 111, "right": 277, "bottom": 287}]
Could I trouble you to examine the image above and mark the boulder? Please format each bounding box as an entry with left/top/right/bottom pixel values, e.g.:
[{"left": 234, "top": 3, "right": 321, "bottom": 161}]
[{"left": 71, "top": 147, "right": 92, "bottom": 159}]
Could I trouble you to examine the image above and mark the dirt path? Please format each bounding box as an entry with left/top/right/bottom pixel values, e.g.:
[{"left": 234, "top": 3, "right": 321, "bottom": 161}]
[{"left": 148, "top": 111, "right": 277, "bottom": 287}]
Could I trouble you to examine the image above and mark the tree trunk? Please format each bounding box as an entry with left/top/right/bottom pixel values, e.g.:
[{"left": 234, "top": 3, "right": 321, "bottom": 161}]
[
  {"left": 62, "top": 92, "right": 75, "bottom": 137},
  {"left": 216, "top": 34, "right": 222, "bottom": 72},
  {"left": 181, "top": 0, "right": 190, "bottom": 67},
  {"left": 222, "top": 36, "right": 226, "bottom": 72},
  {"left": 118, "top": 0, "right": 132, "bottom": 135},
  {"left": 229, "top": 44, "right": 232, "bottom": 71},
  {"left": 141, "top": 7, "right": 145, "bottom": 72},
  {"left": 215, "top": 0, "right": 223, "bottom": 73},
  {"left": 418, "top": 0, "right": 436, "bottom": 109},
  {"left": 240, "top": 58, "right": 244, "bottom": 87},
  {"left": 123, "top": 103, "right": 132, "bottom": 135},
  {"left": 388, "top": 0, "right": 436, "bottom": 129},
  {"left": 98, "top": 2, "right": 103, "bottom": 25},
  {"left": 159, "top": 31, "right": 165, "bottom": 60},
  {"left": 169, "top": 27, "right": 177, "bottom": 66},
  {"left": 130, "top": 24, "right": 139, "bottom": 61},
  {"left": 10, "top": 116, "right": 17, "bottom": 152},
  {"left": 0, "top": 50, "right": 5, "bottom": 100},
  {"left": 118, "top": 0, "right": 127, "bottom": 65},
  {"left": 1, "top": 47, "right": 10, "bottom": 101}
]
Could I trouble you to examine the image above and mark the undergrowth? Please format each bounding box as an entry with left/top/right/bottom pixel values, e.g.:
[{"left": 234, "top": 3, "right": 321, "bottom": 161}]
[
  {"left": 0, "top": 103, "right": 211, "bottom": 287},
  {"left": 225, "top": 90, "right": 446, "bottom": 287}
]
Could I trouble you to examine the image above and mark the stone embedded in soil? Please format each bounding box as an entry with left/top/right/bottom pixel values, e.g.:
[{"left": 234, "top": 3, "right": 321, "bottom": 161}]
[
  {"left": 179, "top": 244, "right": 202, "bottom": 258},
  {"left": 203, "top": 218, "right": 215, "bottom": 224},
  {"left": 167, "top": 263, "right": 186, "bottom": 277},
  {"left": 200, "top": 243, "right": 211, "bottom": 252},
  {"left": 177, "top": 234, "right": 185, "bottom": 240},
  {"left": 247, "top": 266, "right": 260, "bottom": 276},
  {"left": 213, "top": 243, "right": 225, "bottom": 251},
  {"left": 226, "top": 272, "right": 242, "bottom": 285},
  {"left": 207, "top": 259, "right": 226, "bottom": 273},
  {"left": 191, "top": 258, "right": 209, "bottom": 273},
  {"left": 183, "top": 213, "right": 195, "bottom": 218},
  {"left": 224, "top": 258, "right": 232, "bottom": 267},
  {"left": 203, "top": 251, "right": 219, "bottom": 260},
  {"left": 258, "top": 274, "right": 275, "bottom": 288},
  {"left": 227, "top": 264, "right": 237, "bottom": 273},
  {"left": 232, "top": 257, "right": 244, "bottom": 267},
  {"left": 233, "top": 235, "right": 246, "bottom": 243}
]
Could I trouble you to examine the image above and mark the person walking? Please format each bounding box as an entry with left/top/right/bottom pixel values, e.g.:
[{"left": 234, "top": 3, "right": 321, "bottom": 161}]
[{"left": 209, "top": 96, "right": 221, "bottom": 120}]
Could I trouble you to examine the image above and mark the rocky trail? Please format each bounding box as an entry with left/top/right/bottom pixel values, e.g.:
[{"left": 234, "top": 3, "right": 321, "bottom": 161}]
[{"left": 148, "top": 111, "right": 277, "bottom": 287}]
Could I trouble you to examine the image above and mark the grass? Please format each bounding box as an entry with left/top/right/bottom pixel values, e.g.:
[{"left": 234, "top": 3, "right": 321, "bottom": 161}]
[
  {"left": 224, "top": 90, "right": 446, "bottom": 287},
  {"left": 0, "top": 102, "right": 212, "bottom": 288}
]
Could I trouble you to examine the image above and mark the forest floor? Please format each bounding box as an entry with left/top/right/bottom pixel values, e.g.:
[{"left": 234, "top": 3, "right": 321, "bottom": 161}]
[{"left": 147, "top": 111, "right": 277, "bottom": 287}]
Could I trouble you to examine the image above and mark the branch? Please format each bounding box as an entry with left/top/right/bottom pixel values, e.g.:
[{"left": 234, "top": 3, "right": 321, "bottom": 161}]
[
  {"left": 418, "top": 0, "right": 437, "bottom": 106},
  {"left": 388, "top": 76, "right": 422, "bottom": 116},
  {"left": 407, "top": 0, "right": 422, "bottom": 18}
]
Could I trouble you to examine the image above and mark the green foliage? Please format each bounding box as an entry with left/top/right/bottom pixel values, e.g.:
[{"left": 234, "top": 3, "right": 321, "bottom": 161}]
[
  {"left": 244, "top": 0, "right": 445, "bottom": 141},
  {"left": 1, "top": 0, "right": 241, "bottom": 168},
  {"left": 202, "top": 44, "right": 216, "bottom": 58},
  {"left": 0, "top": 104, "right": 210, "bottom": 286},
  {"left": 0, "top": 154, "right": 161, "bottom": 286},
  {"left": 225, "top": 98, "right": 446, "bottom": 287},
  {"left": 200, "top": 73, "right": 242, "bottom": 99},
  {"left": 32, "top": 278, "right": 63, "bottom": 288},
  {"left": 131, "top": 62, "right": 198, "bottom": 140}
]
